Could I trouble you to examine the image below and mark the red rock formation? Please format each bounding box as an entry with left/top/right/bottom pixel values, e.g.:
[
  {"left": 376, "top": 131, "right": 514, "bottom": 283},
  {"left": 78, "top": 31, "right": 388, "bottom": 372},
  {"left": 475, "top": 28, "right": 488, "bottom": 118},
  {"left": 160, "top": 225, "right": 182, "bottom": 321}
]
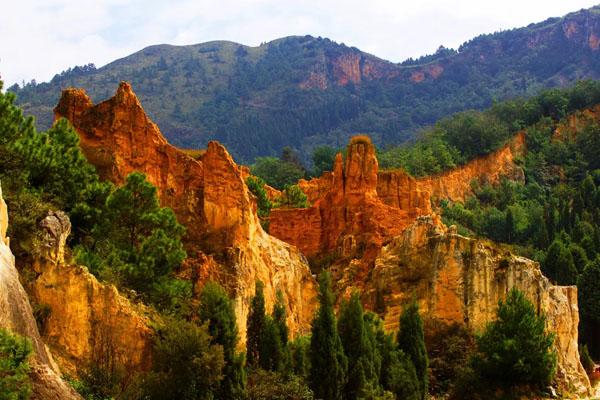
[
  {"left": 270, "top": 136, "right": 432, "bottom": 260},
  {"left": 55, "top": 83, "right": 317, "bottom": 343}
]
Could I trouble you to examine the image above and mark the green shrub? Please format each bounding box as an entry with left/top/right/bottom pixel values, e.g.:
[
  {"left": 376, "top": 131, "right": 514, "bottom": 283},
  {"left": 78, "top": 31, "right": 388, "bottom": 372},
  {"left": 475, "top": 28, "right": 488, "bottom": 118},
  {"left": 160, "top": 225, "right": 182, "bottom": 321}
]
[{"left": 0, "top": 328, "right": 32, "bottom": 400}]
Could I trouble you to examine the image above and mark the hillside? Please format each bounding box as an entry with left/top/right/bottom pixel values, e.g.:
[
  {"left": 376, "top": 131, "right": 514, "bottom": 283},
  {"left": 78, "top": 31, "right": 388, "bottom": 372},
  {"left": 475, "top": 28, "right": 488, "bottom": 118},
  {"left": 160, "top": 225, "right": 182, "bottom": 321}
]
[{"left": 10, "top": 6, "right": 600, "bottom": 162}]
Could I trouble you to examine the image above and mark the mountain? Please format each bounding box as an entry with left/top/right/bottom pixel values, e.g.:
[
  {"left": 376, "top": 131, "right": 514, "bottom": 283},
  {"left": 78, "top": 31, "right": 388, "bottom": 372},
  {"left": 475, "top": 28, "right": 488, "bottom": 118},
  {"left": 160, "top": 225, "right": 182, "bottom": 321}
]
[{"left": 9, "top": 5, "right": 600, "bottom": 162}]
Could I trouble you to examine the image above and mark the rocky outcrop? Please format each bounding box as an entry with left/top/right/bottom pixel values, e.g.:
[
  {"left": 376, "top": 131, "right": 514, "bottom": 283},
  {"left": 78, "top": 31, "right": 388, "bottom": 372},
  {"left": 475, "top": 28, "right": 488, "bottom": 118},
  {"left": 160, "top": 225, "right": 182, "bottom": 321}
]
[
  {"left": 270, "top": 136, "right": 432, "bottom": 261},
  {"left": 362, "top": 217, "right": 590, "bottom": 395},
  {"left": 0, "top": 186, "right": 80, "bottom": 400},
  {"left": 55, "top": 83, "right": 318, "bottom": 342},
  {"left": 30, "top": 211, "right": 153, "bottom": 376},
  {"left": 287, "top": 132, "right": 525, "bottom": 251},
  {"left": 414, "top": 132, "right": 526, "bottom": 202}
]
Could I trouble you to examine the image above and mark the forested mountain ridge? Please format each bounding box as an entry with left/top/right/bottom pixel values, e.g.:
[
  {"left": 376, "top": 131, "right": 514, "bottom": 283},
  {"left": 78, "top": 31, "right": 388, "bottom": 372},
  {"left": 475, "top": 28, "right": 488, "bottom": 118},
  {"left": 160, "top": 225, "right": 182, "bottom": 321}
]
[{"left": 10, "top": 5, "right": 600, "bottom": 161}]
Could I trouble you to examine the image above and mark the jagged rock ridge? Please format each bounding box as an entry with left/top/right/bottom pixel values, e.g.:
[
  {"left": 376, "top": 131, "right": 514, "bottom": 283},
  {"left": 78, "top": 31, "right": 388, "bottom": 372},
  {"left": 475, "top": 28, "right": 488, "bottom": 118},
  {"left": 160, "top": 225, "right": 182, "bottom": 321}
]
[{"left": 54, "top": 82, "right": 318, "bottom": 343}]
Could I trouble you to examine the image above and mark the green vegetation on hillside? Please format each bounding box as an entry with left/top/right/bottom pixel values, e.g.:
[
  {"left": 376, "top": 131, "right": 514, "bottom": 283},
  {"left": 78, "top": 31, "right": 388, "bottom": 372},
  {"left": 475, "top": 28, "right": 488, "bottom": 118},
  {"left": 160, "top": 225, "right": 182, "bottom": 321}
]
[
  {"left": 0, "top": 329, "right": 32, "bottom": 400},
  {"left": 11, "top": 6, "right": 600, "bottom": 162}
]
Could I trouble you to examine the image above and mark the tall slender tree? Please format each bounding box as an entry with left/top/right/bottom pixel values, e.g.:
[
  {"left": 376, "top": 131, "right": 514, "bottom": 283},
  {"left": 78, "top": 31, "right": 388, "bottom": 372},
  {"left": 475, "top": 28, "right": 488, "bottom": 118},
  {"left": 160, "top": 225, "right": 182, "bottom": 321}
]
[
  {"left": 398, "top": 298, "right": 428, "bottom": 400},
  {"left": 247, "top": 280, "right": 266, "bottom": 368},
  {"left": 338, "top": 292, "right": 378, "bottom": 398},
  {"left": 198, "top": 282, "right": 247, "bottom": 399},
  {"left": 309, "top": 272, "right": 347, "bottom": 400}
]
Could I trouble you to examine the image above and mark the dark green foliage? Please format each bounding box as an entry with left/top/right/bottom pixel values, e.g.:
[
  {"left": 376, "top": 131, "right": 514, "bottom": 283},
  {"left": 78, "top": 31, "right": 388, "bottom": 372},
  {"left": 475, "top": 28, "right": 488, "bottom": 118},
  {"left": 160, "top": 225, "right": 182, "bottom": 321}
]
[
  {"left": 337, "top": 292, "right": 378, "bottom": 398},
  {"left": 290, "top": 336, "right": 311, "bottom": 378},
  {"left": 75, "top": 172, "right": 188, "bottom": 311},
  {"left": 309, "top": 272, "right": 347, "bottom": 400},
  {"left": 274, "top": 185, "right": 309, "bottom": 208},
  {"left": 259, "top": 316, "right": 284, "bottom": 372},
  {"left": 376, "top": 327, "right": 420, "bottom": 400},
  {"left": 247, "top": 281, "right": 266, "bottom": 368},
  {"left": 247, "top": 369, "right": 314, "bottom": 400},
  {"left": 311, "top": 146, "right": 337, "bottom": 177},
  {"left": 397, "top": 299, "right": 428, "bottom": 400},
  {"left": 198, "top": 282, "right": 247, "bottom": 399},
  {"left": 543, "top": 239, "right": 577, "bottom": 285},
  {"left": 472, "top": 288, "right": 556, "bottom": 389},
  {"left": 144, "top": 318, "right": 225, "bottom": 400},
  {"left": 251, "top": 157, "right": 305, "bottom": 190},
  {"left": 246, "top": 176, "right": 272, "bottom": 229},
  {"left": 0, "top": 329, "right": 32, "bottom": 400},
  {"left": 578, "top": 257, "right": 600, "bottom": 358}
]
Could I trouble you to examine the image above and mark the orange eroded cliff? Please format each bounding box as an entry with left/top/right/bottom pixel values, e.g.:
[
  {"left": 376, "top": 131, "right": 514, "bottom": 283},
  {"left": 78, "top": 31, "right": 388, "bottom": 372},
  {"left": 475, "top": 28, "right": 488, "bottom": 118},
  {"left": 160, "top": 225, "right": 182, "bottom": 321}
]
[
  {"left": 269, "top": 136, "right": 432, "bottom": 260},
  {"left": 415, "top": 132, "right": 526, "bottom": 202},
  {"left": 55, "top": 82, "right": 318, "bottom": 343}
]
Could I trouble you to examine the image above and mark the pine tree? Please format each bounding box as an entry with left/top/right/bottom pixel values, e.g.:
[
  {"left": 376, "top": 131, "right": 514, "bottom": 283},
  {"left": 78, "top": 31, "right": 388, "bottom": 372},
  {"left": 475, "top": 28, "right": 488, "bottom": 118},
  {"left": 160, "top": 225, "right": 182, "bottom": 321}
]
[
  {"left": 543, "top": 239, "right": 577, "bottom": 285},
  {"left": 198, "top": 282, "right": 247, "bottom": 399},
  {"left": 259, "top": 316, "right": 284, "bottom": 372},
  {"left": 247, "top": 280, "right": 266, "bottom": 368},
  {"left": 473, "top": 288, "right": 556, "bottom": 389},
  {"left": 272, "top": 290, "right": 290, "bottom": 372},
  {"left": 376, "top": 324, "right": 419, "bottom": 400},
  {"left": 309, "top": 271, "right": 348, "bottom": 400},
  {"left": 338, "top": 292, "right": 378, "bottom": 398},
  {"left": 578, "top": 257, "right": 600, "bottom": 358},
  {"left": 397, "top": 298, "right": 428, "bottom": 400}
]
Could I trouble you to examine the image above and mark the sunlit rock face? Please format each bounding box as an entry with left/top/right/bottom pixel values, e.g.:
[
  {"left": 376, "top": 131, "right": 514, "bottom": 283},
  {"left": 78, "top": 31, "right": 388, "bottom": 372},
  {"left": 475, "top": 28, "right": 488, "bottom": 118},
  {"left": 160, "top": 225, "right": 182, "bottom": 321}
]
[
  {"left": 270, "top": 136, "right": 432, "bottom": 260},
  {"left": 30, "top": 210, "right": 154, "bottom": 376},
  {"left": 0, "top": 187, "right": 81, "bottom": 400},
  {"left": 363, "top": 217, "right": 590, "bottom": 396},
  {"left": 55, "top": 82, "right": 318, "bottom": 343}
]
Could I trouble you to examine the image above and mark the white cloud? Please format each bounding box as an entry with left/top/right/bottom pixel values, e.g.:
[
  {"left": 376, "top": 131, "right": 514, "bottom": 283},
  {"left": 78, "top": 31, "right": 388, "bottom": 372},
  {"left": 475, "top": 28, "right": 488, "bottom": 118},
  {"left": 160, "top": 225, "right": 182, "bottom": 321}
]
[{"left": 1, "top": 0, "right": 598, "bottom": 87}]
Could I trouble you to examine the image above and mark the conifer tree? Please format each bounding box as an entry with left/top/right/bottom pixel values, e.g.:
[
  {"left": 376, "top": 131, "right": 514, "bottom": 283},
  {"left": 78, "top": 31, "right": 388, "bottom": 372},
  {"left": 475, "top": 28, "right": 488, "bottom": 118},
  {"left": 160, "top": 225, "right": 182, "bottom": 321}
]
[
  {"left": 338, "top": 292, "right": 378, "bottom": 398},
  {"left": 198, "top": 282, "right": 247, "bottom": 399},
  {"left": 543, "top": 239, "right": 577, "bottom": 285},
  {"left": 473, "top": 288, "right": 556, "bottom": 389},
  {"left": 259, "top": 316, "right": 284, "bottom": 372},
  {"left": 309, "top": 271, "right": 347, "bottom": 400},
  {"left": 247, "top": 280, "right": 266, "bottom": 368},
  {"left": 272, "top": 290, "right": 290, "bottom": 372},
  {"left": 397, "top": 298, "right": 428, "bottom": 400},
  {"left": 578, "top": 257, "right": 600, "bottom": 358}
]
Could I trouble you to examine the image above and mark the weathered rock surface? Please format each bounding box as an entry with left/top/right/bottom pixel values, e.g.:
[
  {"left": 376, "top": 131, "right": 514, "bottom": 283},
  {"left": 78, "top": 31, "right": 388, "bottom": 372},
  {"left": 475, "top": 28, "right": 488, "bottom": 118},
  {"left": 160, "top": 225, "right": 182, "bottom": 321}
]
[
  {"left": 414, "top": 132, "right": 526, "bottom": 202},
  {"left": 270, "top": 136, "right": 432, "bottom": 260},
  {"left": 55, "top": 82, "right": 318, "bottom": 342},
  {"left": 30, "top": 211, "right": 154, "bottom": 376},
  {"left": 362, "top": 217, "right": 590, "bottom": 395},
  {"left": 0, "top": 186, "right": 81, "bottom": 400}
]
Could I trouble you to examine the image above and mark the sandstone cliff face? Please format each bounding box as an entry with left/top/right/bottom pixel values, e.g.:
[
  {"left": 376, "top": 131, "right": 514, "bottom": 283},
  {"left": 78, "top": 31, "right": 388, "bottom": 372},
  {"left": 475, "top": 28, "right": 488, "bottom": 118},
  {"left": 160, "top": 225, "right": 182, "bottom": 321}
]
[
  {"left": 30, "top": 211, "right": 153, "bottom": 376},
  {"left": 363, "top": 217, "right": 590, "bottom": 395},
  {"left": 414, "top": 132, "right": 526, "bottom": 203},
  {"left": 55, "top": 83, "right": 318, "bottom": 342},
  {"left": 0, "top": 187, "right": 80, "bottom": 400},
  {"left": 270, "top": 136, "right": 432, "bottom": 259}
]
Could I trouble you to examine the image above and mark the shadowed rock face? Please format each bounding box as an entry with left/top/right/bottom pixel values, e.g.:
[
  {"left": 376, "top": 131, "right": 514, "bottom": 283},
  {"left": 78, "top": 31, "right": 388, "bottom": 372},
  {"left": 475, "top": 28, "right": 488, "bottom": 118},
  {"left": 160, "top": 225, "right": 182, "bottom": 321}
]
[
  {"left": 54, "top": 82, "right": 318, "bottom": 343},
  {"left": 359, "top": 217, "right": 590, "bottom": 396},
  {"left": 0, "top": 187, "right": 81, "bottom": 400}
]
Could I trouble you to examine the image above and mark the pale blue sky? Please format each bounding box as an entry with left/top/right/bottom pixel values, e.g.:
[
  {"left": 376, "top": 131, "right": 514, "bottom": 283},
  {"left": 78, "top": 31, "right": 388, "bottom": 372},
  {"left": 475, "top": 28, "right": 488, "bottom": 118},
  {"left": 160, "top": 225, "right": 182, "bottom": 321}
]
[{"left": 1, "top": 0, "right": 598, "bottom": 87}]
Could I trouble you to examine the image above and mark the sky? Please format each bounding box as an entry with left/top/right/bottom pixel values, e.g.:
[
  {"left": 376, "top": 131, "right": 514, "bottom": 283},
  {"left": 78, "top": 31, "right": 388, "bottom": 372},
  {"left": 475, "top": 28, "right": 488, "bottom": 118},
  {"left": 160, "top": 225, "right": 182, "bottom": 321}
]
[{"left": 1, "top": 0, "right": 599, "bottom": 87}]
